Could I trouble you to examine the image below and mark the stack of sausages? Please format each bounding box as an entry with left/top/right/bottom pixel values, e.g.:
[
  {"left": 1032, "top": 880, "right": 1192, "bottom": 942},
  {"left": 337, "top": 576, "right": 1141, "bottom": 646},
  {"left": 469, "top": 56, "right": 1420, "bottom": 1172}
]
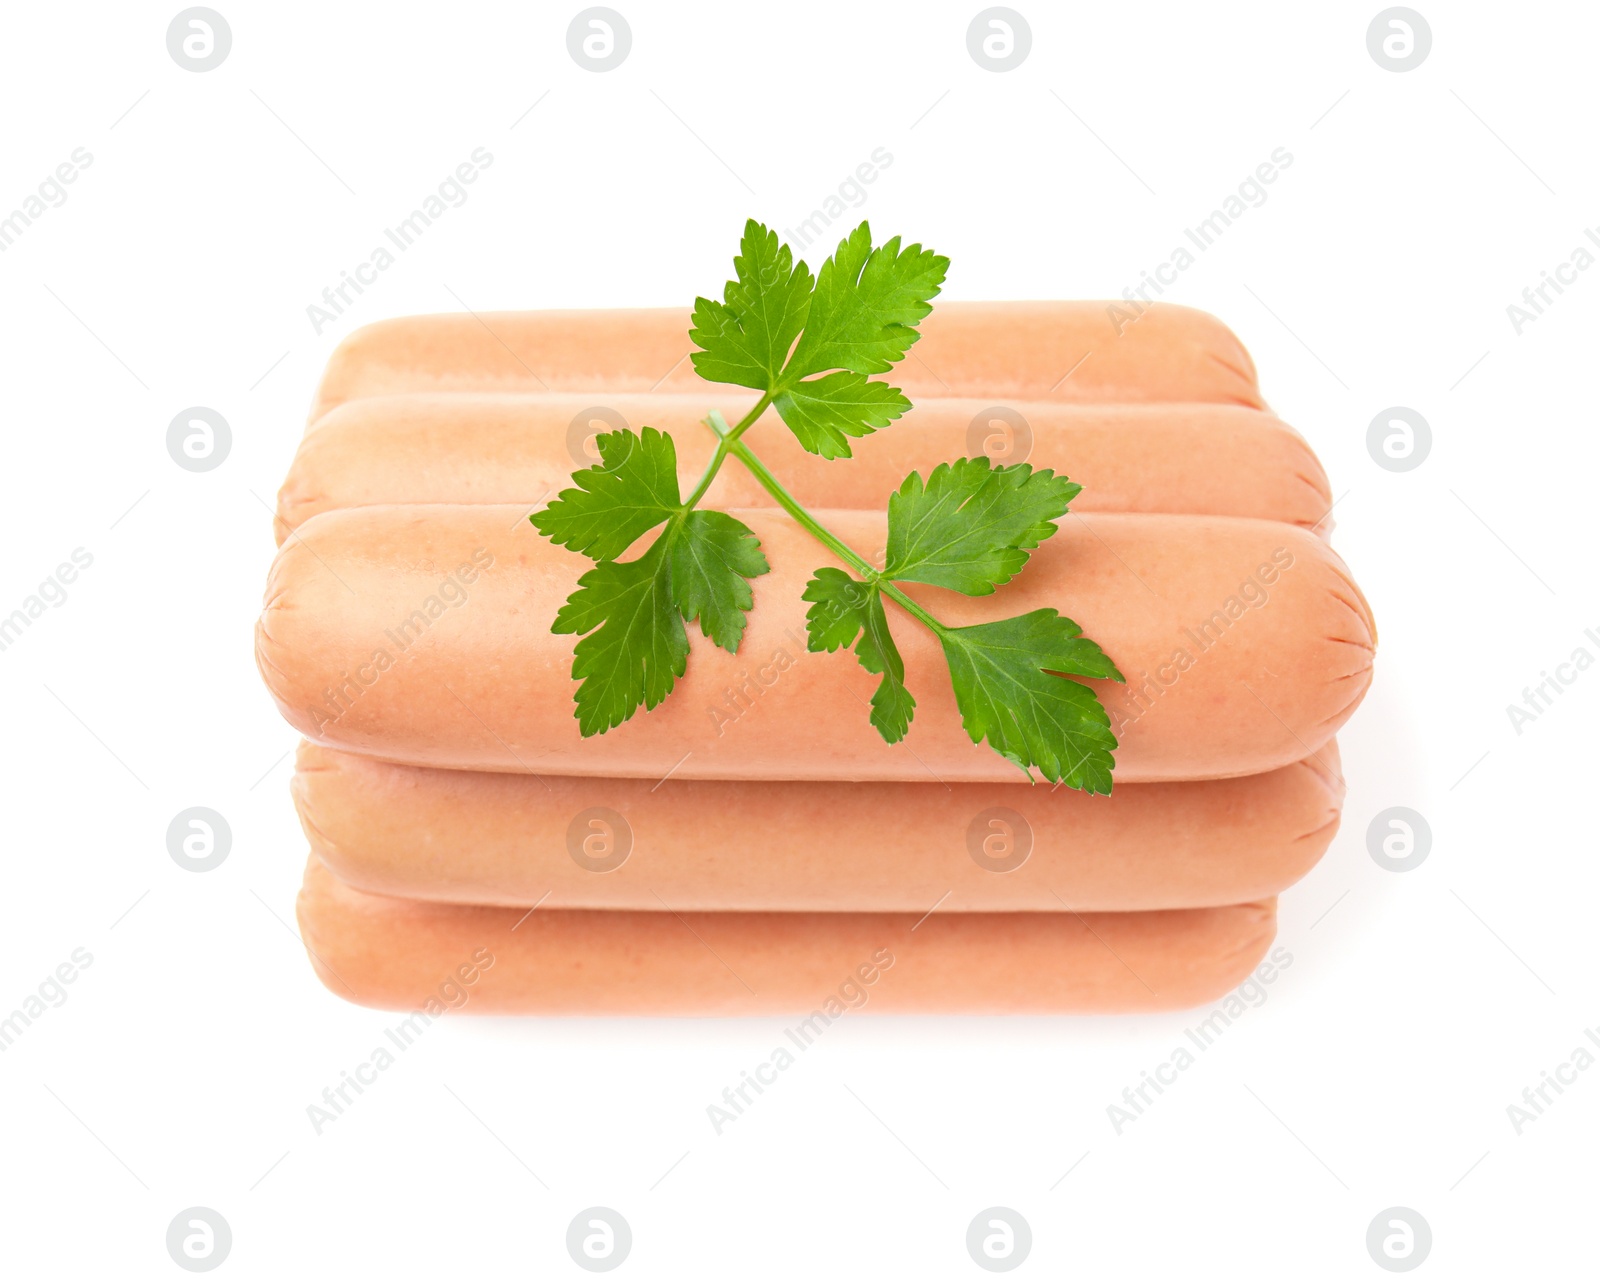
[{"left": 257, "top": 303, "right": 1373, "bottom": 1016}]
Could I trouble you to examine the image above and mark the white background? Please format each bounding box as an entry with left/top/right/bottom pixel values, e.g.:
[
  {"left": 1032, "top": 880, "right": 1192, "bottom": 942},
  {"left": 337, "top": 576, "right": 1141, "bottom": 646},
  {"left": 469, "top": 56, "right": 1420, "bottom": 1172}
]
[{"left": 2, "top": 1, "right": 1595, "bottom": 1274}]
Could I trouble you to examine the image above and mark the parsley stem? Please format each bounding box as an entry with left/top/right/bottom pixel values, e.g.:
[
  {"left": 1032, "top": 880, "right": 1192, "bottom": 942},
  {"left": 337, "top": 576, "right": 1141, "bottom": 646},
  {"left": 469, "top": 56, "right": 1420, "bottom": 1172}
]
[
  {"left": 683, "top": 395, "right": 773, "bottom": 510},
  {"left": 724, "top": 436, "right": 948, "bottom": 637}
]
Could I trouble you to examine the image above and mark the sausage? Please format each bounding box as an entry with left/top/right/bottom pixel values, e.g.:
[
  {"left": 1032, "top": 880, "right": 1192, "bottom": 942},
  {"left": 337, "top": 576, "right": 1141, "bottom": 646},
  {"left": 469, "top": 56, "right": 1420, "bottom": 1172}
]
[
  {"left": 295, "top": 854, "right": 1279, "bottom": 1015},
  {"left": 294, "top": 740, "right": 1342, "bottom": 912},
  {"left": 307, "top": 301, "right": 1264, "bottom": 424},
  {"left": 277, "top": 393, "right": 1331, "bottom": 546},
  {"left": 256, "top": 505, "right": 1373, "bottom": 783}
]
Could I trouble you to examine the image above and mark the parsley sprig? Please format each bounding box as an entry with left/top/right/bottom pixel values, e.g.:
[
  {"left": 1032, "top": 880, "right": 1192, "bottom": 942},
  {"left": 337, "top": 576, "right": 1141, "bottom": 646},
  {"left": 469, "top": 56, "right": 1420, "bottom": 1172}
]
[{"left": 532, "top": 220, "right": 1125, "bottom": 791}]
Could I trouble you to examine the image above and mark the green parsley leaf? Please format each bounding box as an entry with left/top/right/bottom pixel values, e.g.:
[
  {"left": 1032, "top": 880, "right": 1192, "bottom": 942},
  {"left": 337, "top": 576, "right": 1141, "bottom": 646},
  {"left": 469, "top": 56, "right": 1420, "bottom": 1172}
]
[
  {"left": 801, "top": 567, "right": 915, "bottom": 742},
  {"left": 939, "top": 609, "right": 1124, "bottom": 791},
  {"left": 530, "top": 426, "right": 682, "bottom": 562},
  {"left": 536, "top": 426, "right": 770, "bottom": 732},
  {"left": 800, "top": 566, "right": 873, "bottom": 652},
  {"left": 669, "top": 510, "right": 769, "bottom": 652},
  {"left": 772, "top": 372, "right": 912, "bottom": 459},
  {"left": 785, "top": 222, "right": 949, "bottom": 379},
  {"left": 690, "top": 220, "right": 945, "bottom": 457},
  {"left": 551, "top": 537, "right": 688, "bottom": 737},
  {"left": 855, "top": 593, "right": 916, "bottom": 744},
  {"left": 885, "top": 458, "right": 1082, "bottom": 595},
  {"left": 689, "top": 219, "right": 814, "bottom": 390}
]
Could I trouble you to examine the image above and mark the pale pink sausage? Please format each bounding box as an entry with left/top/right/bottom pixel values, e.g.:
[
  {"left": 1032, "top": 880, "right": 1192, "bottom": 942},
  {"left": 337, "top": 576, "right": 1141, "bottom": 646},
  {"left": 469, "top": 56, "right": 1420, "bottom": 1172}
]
[
  {"left": 296, "top": 854, "right": 1279, "bottom": 1015},
  {"left": 255, "top": 506, "right": 1373, "bottom": 783},
  {"left": 277, "top": 393, "right": 1330, "bottom": 545},
  {"left": 308, "top": 302, "right": 1263, "bottom": 424},
  {"left": 294, "top": 740, "right": 1342, "bottom": 912}
]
